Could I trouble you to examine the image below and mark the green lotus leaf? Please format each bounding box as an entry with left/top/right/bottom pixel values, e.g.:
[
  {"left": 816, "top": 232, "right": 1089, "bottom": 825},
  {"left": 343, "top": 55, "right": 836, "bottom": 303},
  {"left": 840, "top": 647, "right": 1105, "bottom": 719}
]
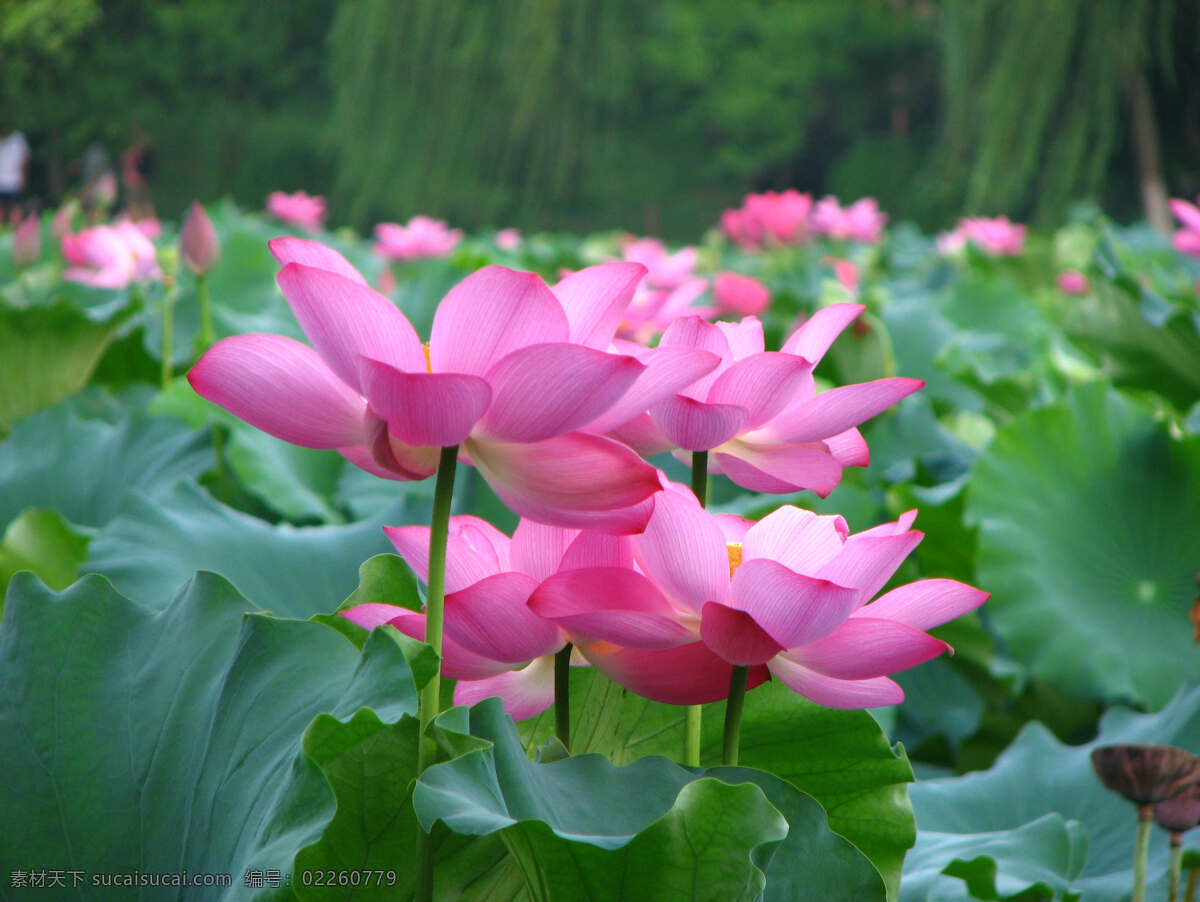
[
  {"left": 519, "top": 670, "right": 913, "bottom": 901},
  {"left": 82, "top": 482, "right": 403, "bottom": 617},
  {"left": 0, "top": 396, "right": 210, "bottom": 528},
  {"left": 0, "top": 507, "right": 89, "bottom": 601},
  {"left": 967, "top": 381, "right": 1200, "bottom": 707},
  {"left": 0, "top": 571, "right": 421, "bottom": 900},
  {"left": 902, "top": 683, "right": 1200, "bottom": 901},
  {"left": 415, "top": 698, "right": 790, "bottom": 902},
  {"left": 0, "top": 300, "right": 133, "bottom": 432}
]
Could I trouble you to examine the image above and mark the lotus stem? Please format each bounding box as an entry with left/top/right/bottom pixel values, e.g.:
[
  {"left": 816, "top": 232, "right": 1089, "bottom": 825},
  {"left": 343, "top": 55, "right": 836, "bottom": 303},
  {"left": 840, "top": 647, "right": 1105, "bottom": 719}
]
[
  {"left": 681, "top": 450, "right": 710, "bottom": 767},
  {"left": 415, "top": 444, "right": 458, "bottom": 902},
  {"left": 161, "top": 284, "right": 175, "bottom": 389},
  {"left": 555, "top": 643, "right": 572, "bottom": 751},
  {"left": 1169, "top": 833, "right": 1182, "bottom": 902},
  {"left": 1133, "top": 805, "right": 1152, "bottom": 902},
  {"left": 685, "top": 706, "right": 702, "bottom": 769},
  {"left": 1186, "top": 864, "right": 1197, "bottom": 902},
  {"left": 196, "top": 273, "right": 215, "bottom": 351},
  {"left": 722, "top": 665, "right": 748, "bottom": 766}
]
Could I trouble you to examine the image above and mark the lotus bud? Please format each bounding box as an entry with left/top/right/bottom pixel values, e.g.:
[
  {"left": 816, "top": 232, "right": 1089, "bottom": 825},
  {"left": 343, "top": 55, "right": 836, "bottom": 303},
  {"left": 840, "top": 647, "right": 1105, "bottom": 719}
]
[
  {"left": 180, "top": 202, "right": 219, "bottom": 275},
  {"left": 12, "top": 215, "right": 40, "bottom": 266},
  {"left": 1058, "top": 270, "right": 1089, "bottom": 295}
]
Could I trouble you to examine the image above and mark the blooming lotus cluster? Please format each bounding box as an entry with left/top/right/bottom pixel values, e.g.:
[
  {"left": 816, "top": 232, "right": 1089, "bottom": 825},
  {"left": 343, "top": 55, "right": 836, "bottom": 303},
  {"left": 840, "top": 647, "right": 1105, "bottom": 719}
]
[
  {"left": 810, "top": 197, "right": 887, "bottom": 244},
  {"left": 266, "top": 191, "right": 325, "bottom": 231},
  {"left": 342, "top": 483, "right": 986, "bottom": 716},
  {"left": 720, "top": 191, "right": 889, "bottom": 250},
  {"left": 607, "top": 306, "right": 922, "bottom": 496},
  {"left": 189, "top": 238, "right": 725, "bottom": 532},
  {"left": 374, "top": 215, "right": 463, "bottom": 262},
  {"left": 1170, "top": 195, "right": 1200, "bottom": 258},
  {"left": 937, "top": 216, "right": 1027, "bottom": 257},
  {"left": 61, "top": 221, "right": 161, "bottom": 288},
  {"left": 721, "top": 190, "right": 813, "bottom": 251}
]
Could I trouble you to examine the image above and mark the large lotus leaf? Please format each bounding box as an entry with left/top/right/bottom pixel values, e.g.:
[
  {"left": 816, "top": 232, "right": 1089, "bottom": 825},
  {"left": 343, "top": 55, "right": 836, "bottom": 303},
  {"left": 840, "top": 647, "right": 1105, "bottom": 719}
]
[
  {"left": 0, "top": 571, "right": 421, "bottom": 900},
  {"left": 1066, "top": 277, "right": 1200, "bottom": 410},
  {"left": 0, "top": 300, "right": 132, "bottom": 432},
  {"left": 966, "top": 381, "right": 1200, "bottom": 707},
  {"left": 0, "top": 397, "right": 211, "bottom": 528},
  {"left": 82, "top": 481, "right": 402, "bottom": 617},
  {"left": 902, "top": 683, "right": 1200, "bottom": 901},
  {"left": 0, "top": 508, "right": 89, "bottom": 601},
  {"left": 415, "top": 699, "right": 789, "bottom": 902},
  {"left": 519, "top": 669, "right": 914, "bottom": 901},
  {"left": 878, "top": 287, "right": 981, "bottom": 412}
]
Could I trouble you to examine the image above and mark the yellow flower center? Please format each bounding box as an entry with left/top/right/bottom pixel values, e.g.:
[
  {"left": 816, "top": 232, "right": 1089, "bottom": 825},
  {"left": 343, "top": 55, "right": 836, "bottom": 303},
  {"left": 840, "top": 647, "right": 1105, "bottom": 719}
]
[
  {"left": 423, "top": 342, "right": 432, "bottom": 373},
  {"left": 727, "top": 542, "right": 743, "bottom": 579}
]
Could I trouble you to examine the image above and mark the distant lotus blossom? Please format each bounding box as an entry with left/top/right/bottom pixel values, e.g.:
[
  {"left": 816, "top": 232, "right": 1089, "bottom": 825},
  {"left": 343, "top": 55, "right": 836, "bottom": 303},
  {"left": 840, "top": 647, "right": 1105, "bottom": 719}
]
[
  {"left": 1058, "top": 270, "right": 1089, "bottom": 295},
  {"left": 1170, "top": 196, "right": 1200, "bottom": 258},
  {"left": 720, "top": 190, "right": 812, "bottom": 251},
  {"left": 12, "top": 215, "right": 40, "bottom": 266},
  {"left": 131, "top": 217, "right": 162, "bottom": 241},
  {"left": 179, "top": 202, "right": 219, "bottom": 275},
  {"left": 52, "top": 203, "right": 76, "bottom": 238},
  {"left": 831, "top": 259, "right": 858, "bottom": 295},
  {"left": 266, "top": 191, "right": 326, "bottom": 231},
  {"left": 713, "top": 272, "right": 770, "bottom": 316},
  {"left": 495, "top": 228, "right": 522, "bottom": 251},
  {"left": 61, "top": 221, "right": 161, "bottom": 288},
  {"left": 938, "top": 216, "right": 1027, "bottom": 257},
  {"left": 374, "top": 216, "right": 462, "bottom": 262},
  {"left": 616, "top": 276, "right": 713, "bottom": 344},
  {"left": 811, "top": 197, "right": 887, "bottom": 244},
  {"left": 531, "top": 489, "right": 988, "bottom": 708},
  {"left": 622, "top": 237, "right": 698, "bottom": 289}
]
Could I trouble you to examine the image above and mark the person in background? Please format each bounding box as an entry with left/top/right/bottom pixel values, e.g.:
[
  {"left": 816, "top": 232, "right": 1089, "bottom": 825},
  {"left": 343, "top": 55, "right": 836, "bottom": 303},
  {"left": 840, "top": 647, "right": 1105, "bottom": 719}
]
[
  {"left": 120, "top": 123, "right": 155, "bottom": 220},
  {"left": 0, "top": 124, "right": 31, "bottom": 226},
  {"left": 80, "top": 140, "right": 117, "bottom": 223}
]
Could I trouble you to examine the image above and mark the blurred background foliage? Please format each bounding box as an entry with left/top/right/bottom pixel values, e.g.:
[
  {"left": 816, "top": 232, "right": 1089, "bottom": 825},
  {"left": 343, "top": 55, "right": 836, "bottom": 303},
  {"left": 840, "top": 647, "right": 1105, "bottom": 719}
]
[{"left": 3, "top": 0, "right": 1198, "bottom": 237}]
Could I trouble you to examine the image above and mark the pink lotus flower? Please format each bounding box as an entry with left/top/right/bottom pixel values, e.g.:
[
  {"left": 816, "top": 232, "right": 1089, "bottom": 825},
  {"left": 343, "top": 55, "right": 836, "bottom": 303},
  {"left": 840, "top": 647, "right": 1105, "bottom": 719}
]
[
  {"left": 61, "top": 221, "right": 162, "bottom": 288},
  {"left": 531, "top": 488, "right": 987, "bottom": 708},
  {"left": 189, "top": 238, "right": 716, "bottom": 532},
  {"left": 828, "top": 259, "right": 859, "bottom": 295},
  {"left": 12, "top": 215, "right": 40, "bottom": 266},
  {"left": 179, "top": 202, "right": 219, "bottom": 275},
  {"left": 1058, "top": 270, "right": 1089, "bottom": 295},
  {"left": 374, "top": 216, "right": 463, "bottom": 262},
  {"left": 131, "top": 217, "right": 162, "bottom": 241},
  {"left": 342, "top": 516, "right": 635, "bottom": 719},
  {"left": 939, "top": 216, "right": 1027, "bottom": 257},
  {"left": 721, "top": 190, "right": 812, "bottom": 251},
  {"left": 495, "top": 228, "right": 522, "bottom": 251},
  {"left": 610, "top": 305, "right": 922, "bottom": 496},
  {"left": 616, "top": 276, "right": 714, "bottom": 344},
  {"left": 811, "top": 197, "right": 887, "bottom": 244},
  {"left": 1170, "top": 196, "right": 1200, "bottom": 258},
  {"left": 266, "top": 191, "right": 325, "bottom": 231},
  {"left": 52, "top": 203, "right": 76, "bottom": 238},
  {"left": 713, "top": 272, "right": 770, "bottom": 316},
  {"left": 622, "top": 237, "right": 698, "bottom": 289}
]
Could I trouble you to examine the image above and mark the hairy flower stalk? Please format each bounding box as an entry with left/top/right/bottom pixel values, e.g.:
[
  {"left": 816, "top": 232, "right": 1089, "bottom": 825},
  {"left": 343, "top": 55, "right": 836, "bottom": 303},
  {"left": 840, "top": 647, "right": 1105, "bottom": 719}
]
[
  {"left": 160, "top": 282, "right": 175, "bottom": 390},
  {"left": 722, "top": 665, "right": 748, "bottom": 766},
  {"left": 1133, "top": 807, "right": 1151, "bottom": 902},
  {"left": 555, "top": 644, "right": 573, "bottom": 750},
  {"left": 684, "top": 449, "right": 710, "bottom": 767},
  {"left": 414, "top": 444, "right": 458, "bottom": 902}
]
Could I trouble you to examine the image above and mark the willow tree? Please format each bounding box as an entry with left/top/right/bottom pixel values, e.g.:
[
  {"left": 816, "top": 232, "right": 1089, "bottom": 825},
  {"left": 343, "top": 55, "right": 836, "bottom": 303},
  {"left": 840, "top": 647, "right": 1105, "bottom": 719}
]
[
  {"left": 326, "top": 0, "right": 642, "bottom": 230},
  {"left": 937, "top": 0, "right": 1182, "bottom": 229}
]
